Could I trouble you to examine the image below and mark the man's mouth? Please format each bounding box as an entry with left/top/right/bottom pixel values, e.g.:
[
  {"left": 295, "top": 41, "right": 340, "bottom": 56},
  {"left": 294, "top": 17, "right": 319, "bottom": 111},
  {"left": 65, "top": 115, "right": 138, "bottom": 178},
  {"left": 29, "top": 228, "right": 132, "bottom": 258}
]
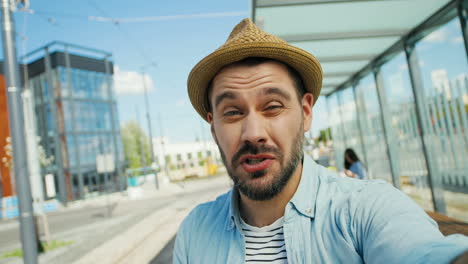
[{"left": 240, "top": 154, "right": 275, "bottom": 173}]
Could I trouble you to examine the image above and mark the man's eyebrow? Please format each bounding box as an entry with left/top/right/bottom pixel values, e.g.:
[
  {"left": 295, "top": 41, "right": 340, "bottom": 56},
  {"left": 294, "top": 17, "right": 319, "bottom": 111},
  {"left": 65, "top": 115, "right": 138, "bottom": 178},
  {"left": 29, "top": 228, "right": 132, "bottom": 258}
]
[
  {"left": 263, "top": 87, "right": 291, "bottom": 101},
  {"left": 214, "top": 91, "right": 237, "bottom": 108}
]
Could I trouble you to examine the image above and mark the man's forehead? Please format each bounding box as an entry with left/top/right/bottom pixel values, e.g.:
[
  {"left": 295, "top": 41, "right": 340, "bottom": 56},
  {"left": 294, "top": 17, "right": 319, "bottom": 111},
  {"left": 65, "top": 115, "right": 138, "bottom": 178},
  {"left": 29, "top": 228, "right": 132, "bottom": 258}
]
[
  {"left": 211, "top": 61, "right": 292, "bottom": 92},
  {"left": 215, "top": 60, "right": 289, "bottom": 78}
]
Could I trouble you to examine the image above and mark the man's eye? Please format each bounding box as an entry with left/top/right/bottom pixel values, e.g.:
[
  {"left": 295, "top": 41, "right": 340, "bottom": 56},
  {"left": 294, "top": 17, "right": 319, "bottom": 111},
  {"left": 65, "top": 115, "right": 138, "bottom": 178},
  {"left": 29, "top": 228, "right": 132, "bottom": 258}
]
[
  {"left": 224, "top": 110, "right": 241, "bottom": 116},
  {"left": 265, "top": 105, "right": 282, "bottom": 111}
]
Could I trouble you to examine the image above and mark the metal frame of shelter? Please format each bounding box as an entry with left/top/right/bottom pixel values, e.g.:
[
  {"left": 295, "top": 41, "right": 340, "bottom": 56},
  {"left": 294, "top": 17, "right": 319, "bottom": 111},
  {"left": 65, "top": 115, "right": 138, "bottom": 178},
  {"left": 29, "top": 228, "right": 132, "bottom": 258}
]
[{"left": 252, "top": 0, "right": 468, "bottom": 216}]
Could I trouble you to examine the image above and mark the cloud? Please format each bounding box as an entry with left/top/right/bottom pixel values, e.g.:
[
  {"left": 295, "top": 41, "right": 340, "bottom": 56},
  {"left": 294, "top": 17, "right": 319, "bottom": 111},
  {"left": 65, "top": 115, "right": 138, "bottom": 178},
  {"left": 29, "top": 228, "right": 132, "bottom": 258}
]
[
  {"left": 451, "top": 36, "right": 464, "bottom": 44},
  {"left": 113, "top": 66, "right": 155, "bottom": 95},
  {"left": 422, "top": 29, "right": 448, "bottom": 43}
]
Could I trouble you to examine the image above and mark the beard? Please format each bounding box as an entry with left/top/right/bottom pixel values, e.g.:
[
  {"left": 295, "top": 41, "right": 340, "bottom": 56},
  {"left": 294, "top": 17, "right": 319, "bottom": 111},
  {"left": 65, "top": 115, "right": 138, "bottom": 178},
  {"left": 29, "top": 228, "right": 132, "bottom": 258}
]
[{"left": 218, "top": 125, "right": 304, "bottom": 201}]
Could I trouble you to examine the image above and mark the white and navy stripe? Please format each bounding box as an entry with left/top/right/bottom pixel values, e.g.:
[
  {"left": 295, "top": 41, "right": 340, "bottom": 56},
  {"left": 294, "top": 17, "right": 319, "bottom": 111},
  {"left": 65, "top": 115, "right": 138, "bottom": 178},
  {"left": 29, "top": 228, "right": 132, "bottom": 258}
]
[{"left": 241, "top": 217, "right": 288, "bottom": 263}]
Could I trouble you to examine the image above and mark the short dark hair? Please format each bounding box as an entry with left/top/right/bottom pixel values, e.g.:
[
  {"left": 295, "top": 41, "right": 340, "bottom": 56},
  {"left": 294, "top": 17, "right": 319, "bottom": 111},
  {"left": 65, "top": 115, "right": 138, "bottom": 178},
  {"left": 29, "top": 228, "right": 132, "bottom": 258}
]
[{"left": 207, "top": 57, "right": 305, "bottom": 112}]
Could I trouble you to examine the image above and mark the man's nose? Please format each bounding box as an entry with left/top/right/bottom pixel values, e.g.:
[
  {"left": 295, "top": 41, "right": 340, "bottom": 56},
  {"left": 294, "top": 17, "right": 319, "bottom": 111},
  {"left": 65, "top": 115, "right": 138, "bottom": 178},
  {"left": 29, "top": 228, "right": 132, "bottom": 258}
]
[{"left": 240, "top": 113, "right": 267, "bottom": 145}]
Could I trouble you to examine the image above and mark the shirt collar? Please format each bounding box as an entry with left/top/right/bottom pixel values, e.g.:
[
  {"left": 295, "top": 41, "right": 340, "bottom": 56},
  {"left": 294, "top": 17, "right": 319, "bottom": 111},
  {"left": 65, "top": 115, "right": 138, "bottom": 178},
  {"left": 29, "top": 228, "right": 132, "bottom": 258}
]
[
  {"left": 225, "top": 154, "right": 320, "bottom": 231},
  {"left": 226, "top": 188, "right": 240, "bottom": 231},
  {"left": 289, "top": 155, "right": 319, "bottom": 218}
]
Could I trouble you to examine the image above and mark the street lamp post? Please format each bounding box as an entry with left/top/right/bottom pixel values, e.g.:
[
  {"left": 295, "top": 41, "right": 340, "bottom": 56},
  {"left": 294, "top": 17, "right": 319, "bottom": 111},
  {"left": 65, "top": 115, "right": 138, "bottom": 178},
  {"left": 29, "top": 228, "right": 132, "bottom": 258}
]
[
  {"left": 140, "top": 65, "right": 159, "bottom": 189},
  {"left": 1, "top": 0, "right": 38, "bottom": 262}
]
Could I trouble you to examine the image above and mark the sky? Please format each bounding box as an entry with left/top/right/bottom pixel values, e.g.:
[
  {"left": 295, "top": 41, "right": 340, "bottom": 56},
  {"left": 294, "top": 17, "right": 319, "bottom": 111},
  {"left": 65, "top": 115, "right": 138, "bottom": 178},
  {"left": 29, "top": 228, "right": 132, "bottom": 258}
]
[{"left": 4, "top": 0, "right": 330, "bottom": 143}]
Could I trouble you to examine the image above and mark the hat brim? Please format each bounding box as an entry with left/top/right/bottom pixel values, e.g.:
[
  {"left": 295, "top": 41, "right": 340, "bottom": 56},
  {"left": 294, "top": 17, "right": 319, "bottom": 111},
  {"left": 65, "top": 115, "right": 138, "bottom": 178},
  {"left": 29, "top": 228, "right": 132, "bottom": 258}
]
[{"left": 188, "top": 42, "right": 323, "bottom": 122}]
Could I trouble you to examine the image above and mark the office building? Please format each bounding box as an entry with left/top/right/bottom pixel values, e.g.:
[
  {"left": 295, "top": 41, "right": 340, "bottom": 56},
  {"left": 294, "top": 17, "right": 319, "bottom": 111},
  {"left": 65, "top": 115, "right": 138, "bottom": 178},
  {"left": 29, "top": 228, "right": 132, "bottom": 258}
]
[{"left": 25, "top": 42, "right": 125, "bottom": 203}]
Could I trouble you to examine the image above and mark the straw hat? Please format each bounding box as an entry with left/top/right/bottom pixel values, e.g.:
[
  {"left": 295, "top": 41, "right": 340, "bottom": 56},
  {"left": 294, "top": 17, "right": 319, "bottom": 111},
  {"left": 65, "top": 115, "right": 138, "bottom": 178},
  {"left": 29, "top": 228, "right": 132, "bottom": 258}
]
[{"left": 188, "top": 18, "right": 322, "bottom": 121}]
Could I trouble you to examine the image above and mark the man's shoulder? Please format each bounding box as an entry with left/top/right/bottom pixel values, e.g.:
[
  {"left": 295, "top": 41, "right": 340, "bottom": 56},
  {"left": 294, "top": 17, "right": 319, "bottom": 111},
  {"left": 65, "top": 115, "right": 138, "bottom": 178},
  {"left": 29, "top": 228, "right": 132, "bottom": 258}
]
[
  {"left": 315, "top": 167, "right": 398, "bottom": 204},
  {"left": 179, "top": 189, "right": 232, "bottom": 232},
  {"left": 321, "top": 173, "right": 423, "bottom": 218}
]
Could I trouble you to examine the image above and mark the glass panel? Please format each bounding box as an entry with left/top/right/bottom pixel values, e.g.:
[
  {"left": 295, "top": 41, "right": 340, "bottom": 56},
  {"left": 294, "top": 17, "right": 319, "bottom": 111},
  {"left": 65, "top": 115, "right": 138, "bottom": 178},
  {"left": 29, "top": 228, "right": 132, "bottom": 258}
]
[
  {"left": 414, "top": 18, "right": 468, "bottom": 221},
  {"left": 337, "top": 87, "right": 365, "bottom": 165},
  {"left": 91, "top": 134, "right": 99, "bottom": 165},
  {"left": 97, "top": 73, "right": 108, "bottom": 100},
  {"left": 40, "top": 74, "right": 49, "bottom": 100},
  {"left": 381, "top": 52, "right": 434, "bottom": 211},
  {"left": 62, "top": 99, "right": 72, "bottom": 132},
  {"left": 58, "top": 67, "right": 69, "bottom": 98},
  {"left": 67, "top": 134, "right": 76, "bottom": 167},
  {"left": 71, "top": 69, "right": 82, "bottom": 98},
  {"left": 327, "top": 93, "right": 345, "bottom": 171},
  {"left": 355, "top": 74, "right": 392, "bottom": 183},
  {"left": 45, "top": 104, "right": 53, "bottom": 135}
]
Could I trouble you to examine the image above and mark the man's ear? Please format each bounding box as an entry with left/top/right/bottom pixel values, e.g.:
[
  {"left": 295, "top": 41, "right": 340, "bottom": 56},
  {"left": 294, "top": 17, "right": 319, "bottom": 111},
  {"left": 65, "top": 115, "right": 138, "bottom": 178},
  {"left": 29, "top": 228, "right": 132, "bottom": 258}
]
[
  {"left": 207, "top": 112, "right": 217, "bottom": 143},
  {"left": 302, "top": 93, "right": 314, "bottom": 132}
]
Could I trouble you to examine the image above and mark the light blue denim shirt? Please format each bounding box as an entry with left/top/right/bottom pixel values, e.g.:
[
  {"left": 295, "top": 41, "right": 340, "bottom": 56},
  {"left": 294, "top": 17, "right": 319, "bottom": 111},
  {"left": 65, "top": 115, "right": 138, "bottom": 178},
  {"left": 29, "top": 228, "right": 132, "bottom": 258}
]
[{"left": 173, "top": 156, "right": 468, "bottom": 263}]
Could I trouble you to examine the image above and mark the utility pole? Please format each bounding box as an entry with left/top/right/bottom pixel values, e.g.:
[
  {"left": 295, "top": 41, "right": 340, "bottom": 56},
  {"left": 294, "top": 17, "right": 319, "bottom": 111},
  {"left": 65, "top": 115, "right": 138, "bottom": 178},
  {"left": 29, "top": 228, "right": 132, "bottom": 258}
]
[
  {"left": 135, "top": 106, "right": 147, "bottom": 179},
  {"left": 1, "top": 0, "right": 38, "bottom": 263},
  {"left": 141, "top": 69, "right": 158, "bottom": 189},
  {"left": 158, "top": 113, "right": 170, "bottom": 179}
]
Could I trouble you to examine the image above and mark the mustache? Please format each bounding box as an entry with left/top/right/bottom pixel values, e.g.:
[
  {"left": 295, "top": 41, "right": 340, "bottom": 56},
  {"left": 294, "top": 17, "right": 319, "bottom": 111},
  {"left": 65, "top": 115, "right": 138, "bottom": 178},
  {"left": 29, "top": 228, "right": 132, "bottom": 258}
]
[{"left": 231, "top": 142, "right": 282, "bottom": 167}]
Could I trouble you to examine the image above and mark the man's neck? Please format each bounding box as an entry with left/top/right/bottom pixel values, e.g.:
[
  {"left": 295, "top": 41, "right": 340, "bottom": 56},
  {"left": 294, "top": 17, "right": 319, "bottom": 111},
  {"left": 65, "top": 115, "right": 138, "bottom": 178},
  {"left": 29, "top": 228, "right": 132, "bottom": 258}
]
[{"left": 239, "top": 163, "right": 303, "bottom": 227}]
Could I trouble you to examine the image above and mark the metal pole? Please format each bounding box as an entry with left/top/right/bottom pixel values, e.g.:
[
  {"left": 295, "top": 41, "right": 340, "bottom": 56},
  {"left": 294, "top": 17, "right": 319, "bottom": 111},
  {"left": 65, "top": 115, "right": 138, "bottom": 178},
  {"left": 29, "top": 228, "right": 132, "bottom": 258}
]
[
  {"left": 374, "top": 68, "right": 401, "bottom": 189},
  {"left": 141, "top": 69, "right": 158, "bottom": 189},
  {"left": 251, "top": 0, "right": 257, "bottom": 23},
  {"left": 457, "top": 0, "right": 468, "bottom": 60},
  {"left": 0, "top": 0, "right": 38, "bottom": 262},
  {"left": 158, "top": 113, "right": 171, "bottom": 178},
  {"left": 135, "top": 106, "right": 147, "bottom": 178}
]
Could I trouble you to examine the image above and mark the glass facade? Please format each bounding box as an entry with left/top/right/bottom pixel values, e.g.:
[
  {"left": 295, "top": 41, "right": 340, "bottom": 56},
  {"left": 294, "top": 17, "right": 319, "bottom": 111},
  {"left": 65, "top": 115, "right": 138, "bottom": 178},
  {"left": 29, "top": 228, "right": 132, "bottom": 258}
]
[
  {"left": 326, "top": 10, "right": 468, "bottom": 220},
  {"left": 28, "top": 50, "right": 124, "bottom": 202}
]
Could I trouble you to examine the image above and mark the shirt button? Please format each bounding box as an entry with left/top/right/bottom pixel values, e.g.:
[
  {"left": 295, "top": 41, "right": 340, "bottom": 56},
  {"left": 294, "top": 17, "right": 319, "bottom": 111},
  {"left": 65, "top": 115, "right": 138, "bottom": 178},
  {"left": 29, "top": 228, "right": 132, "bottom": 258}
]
[{"left": 305, "top": 208, "right": 311, "bottom": 214}]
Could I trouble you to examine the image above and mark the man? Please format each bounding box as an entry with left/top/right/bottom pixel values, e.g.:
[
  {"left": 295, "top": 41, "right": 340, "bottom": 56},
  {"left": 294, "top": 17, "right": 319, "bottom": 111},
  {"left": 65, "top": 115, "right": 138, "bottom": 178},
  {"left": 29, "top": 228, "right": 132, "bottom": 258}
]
[{"left": 174, "top": 18, "right": 468, "bottom": 263}]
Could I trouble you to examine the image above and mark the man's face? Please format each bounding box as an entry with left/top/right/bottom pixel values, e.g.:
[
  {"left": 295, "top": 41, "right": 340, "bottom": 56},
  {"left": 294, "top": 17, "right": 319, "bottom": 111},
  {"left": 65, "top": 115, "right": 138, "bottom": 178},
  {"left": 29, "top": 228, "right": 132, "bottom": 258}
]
[{"left": 207, "top": 61, "right": 313, "bottom": 201}]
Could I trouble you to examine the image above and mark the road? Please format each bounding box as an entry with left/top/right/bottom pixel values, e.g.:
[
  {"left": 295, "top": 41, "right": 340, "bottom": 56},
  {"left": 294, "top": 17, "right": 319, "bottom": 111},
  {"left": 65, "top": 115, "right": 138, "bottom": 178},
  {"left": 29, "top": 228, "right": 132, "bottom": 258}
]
[{"left": 0, "top": 175, "right": 231, "bottom": 264}]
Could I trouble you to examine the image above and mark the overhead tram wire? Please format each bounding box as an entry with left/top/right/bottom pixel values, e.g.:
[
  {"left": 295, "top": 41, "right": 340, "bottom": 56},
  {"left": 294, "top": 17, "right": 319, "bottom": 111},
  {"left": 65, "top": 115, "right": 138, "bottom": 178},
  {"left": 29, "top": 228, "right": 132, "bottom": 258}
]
[
  {"left": 86, "top": 0, "right": 157, "bottom": 67},
  {"left": 29, "top": 9, "right": 248, "bottom": 25},
  {"left": 26, "top": 5, "right": 248, "bottom": 73}
]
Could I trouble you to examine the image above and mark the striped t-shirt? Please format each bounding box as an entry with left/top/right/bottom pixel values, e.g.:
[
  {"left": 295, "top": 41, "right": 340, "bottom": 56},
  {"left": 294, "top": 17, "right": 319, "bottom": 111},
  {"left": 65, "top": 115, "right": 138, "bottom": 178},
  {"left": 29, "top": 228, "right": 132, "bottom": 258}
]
[{"left": 240, "top": 216, "right": 288, "bottom": 263}]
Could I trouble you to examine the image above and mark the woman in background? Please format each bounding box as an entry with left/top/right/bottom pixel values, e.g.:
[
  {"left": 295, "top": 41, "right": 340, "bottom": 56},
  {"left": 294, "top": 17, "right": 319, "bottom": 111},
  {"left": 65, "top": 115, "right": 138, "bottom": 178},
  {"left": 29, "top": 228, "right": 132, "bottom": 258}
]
[{"left": 344, "top": 148, "right": 367, "bottom": 180}]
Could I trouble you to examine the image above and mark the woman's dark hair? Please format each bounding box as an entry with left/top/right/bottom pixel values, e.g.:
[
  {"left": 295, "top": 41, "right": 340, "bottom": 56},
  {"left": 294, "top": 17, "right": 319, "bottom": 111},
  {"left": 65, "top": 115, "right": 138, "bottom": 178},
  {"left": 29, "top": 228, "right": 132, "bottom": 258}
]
[{"left": 344, "top": 148, "right": 360, "bottom": 170}]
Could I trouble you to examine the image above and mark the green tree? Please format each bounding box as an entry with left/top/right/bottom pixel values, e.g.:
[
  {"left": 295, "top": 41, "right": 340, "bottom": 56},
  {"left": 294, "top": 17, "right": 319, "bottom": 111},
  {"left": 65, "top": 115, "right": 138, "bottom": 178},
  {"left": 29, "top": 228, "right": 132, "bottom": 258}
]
[
  {"left": 316, "top": 127, "right": 332, "bottom": 144},
  {"left": 121, "top": 121, "right": 151, "bottom": 170}
]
